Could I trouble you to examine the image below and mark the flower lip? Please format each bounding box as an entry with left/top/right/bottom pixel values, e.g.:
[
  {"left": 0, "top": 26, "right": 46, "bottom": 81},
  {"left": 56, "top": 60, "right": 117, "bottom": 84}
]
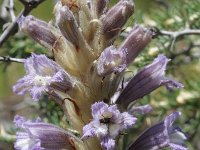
[{"left": 99, "top": 117, "right": 112, "bottom": 124}]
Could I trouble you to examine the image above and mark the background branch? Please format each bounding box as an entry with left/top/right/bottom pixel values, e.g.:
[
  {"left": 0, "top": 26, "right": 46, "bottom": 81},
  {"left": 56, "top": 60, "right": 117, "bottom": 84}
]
[
  {"left": 0, "top": 0, "right": 10, "bottom": 23},
  {"left": 8, "top": 0, "right": 16, "bottom": 22},
  {"left": 0, "top": 0, "right": 46, "bottom": 47},
  {"left": 0, "top": 56, "right": 24, "bottom": 63},
  {"left": 156, "top": 28, "right": 200, "bottom": 51}
]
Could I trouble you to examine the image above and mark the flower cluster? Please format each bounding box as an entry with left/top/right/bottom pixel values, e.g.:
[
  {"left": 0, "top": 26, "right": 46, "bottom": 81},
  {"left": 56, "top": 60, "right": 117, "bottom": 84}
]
[{"left": 13, "top": 0, "right": 188, "bottom": 150}]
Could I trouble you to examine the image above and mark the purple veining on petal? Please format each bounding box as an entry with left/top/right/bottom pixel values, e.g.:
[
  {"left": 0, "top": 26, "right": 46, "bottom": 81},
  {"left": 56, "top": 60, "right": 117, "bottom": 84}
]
[
  {"left": 119, "top": 25, "right": 153, "bottom": 64},
  {"left": 116, "top": 54, "right": 183, "bottom": 108},
  {"left": 127, "top": 112, "right": 188, "bottom": 150},
  {"left": 14, "top": 115, "right": 78, "bottom": 150},
  {"left": 17, "top": 15, "right": 59, "bottom": 50},
  {"left": 101, "top": 0, "right": 134, "bottom": 40}
]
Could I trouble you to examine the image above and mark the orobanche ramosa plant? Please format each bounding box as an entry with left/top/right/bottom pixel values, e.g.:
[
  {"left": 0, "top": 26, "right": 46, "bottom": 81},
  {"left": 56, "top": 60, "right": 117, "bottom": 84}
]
[{"left": 13, "top": 0, "right": 188, "bottom": 150}]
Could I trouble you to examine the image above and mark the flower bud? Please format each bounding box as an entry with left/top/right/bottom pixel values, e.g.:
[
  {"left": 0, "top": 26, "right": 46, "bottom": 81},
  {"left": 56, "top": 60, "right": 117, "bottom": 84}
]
[
  {"left": 17, "top": 15, "right": 60, "bottom": 50},
  {"left": 97, "top": 46, "right": 127, "bottom": 76},
  {"left": 96, "top": 0, "right": 109, "bottom": 16},
  {"left": 119, "top": 25, "right": 153, "bottom": 64},
  {"left": 56, "top": 5, "right": 80, "bottom": 49},
  {"left": 101, "top": 0, "right": 134, "bottom": 41},
  {"left": 89, "top": 0, "right": 110, "bottom": 17},
  {"left": 55, "top": 3, "right": 95, "bottom": 72}
]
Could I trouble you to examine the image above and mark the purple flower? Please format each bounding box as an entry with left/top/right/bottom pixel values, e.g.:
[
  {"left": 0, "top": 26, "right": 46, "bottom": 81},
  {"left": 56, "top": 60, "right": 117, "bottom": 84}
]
[
  {"left": 56, "top": 4, "right": 81, "bottom": 49},
  {"left": 119, "top": 25, "right": 153, "bottom": 64},
  {"left": 128, "top": 112, "right": 188, "bottom": 150},
  {"left": 116, "top": 55, "right": 183, "bottom": 108},
  {"left": 97, "top": 46, "right": 127, "bottom": 76},
  {"left": 82, "top": 102, "right": 137, "bottom": 150},
  {"left": 13, "top": 53, "right": 72, "bottom": 101},
  {"left": 14, "top": 115, "right": 79, "bottom": 150},
  {"left": 96, "top": 25, "right": 153, "bottom": 77}
]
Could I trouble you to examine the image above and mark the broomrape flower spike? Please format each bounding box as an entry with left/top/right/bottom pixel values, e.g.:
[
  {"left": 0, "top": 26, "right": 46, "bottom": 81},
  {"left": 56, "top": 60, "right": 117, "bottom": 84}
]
[
  {"left": 14, "top": 115, "right": 79, "bottom": 150},
  {"left": 13, "top": 53, "right": 73, "bottom": 101},
  {"left": 82, "top": 102, "right": 137, "bottom": 150},
  {"left": 128, "top": 112, "right": 188, "bottom": 150},
  {"left": 13, "top": 0, "right": 189, "bottom": 149}
]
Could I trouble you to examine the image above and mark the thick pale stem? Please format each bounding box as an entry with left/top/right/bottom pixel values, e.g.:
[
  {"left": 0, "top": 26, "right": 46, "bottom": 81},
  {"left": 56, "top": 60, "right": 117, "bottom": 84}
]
[{"left": 64, "top": 100, "right": 102, "bottom": 150}]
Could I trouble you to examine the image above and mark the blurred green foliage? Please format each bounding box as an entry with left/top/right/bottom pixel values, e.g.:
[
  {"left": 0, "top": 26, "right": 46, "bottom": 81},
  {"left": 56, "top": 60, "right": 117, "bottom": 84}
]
[{"left": 124, "top": 1, "right": 200, "bottom": 150}]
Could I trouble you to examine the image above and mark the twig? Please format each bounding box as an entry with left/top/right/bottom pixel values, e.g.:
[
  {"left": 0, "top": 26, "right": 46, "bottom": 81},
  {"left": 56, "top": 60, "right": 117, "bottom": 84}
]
[
  {"left": 156, "top": 28, "right": 200, "bottom": 51},
  {"left": 0, "top": 0, "right": 46, "bottom": 47},
  {"left": 121, "top": 27, "right": 200, "bottom": 51},
  {"left": 0, "top": 56, "right": 24, "bottom": 63},
  {"left": 9, "top": 0, "right": 16, "bottom": 22},
  {"left": 158, "top": 29, "right": 200, "bottom": 37},
  {"left": 0, "top": 0, "right": 10, "bottom": 22}
]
